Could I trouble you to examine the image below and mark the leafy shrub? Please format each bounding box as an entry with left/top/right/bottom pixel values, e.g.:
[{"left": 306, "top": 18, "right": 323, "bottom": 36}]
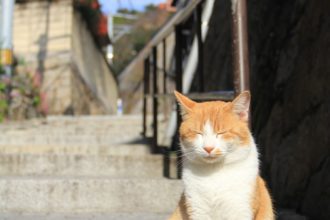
[{"left": 0, "top": 70, "right": 45, "bottom": 122}]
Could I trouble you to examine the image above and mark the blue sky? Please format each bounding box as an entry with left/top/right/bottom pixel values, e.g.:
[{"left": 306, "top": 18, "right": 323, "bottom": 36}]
[{"left": 99, "top": 0, "right": 165, "bottom": 14}]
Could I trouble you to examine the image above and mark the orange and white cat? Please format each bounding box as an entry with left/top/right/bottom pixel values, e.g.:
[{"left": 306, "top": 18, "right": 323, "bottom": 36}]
[{"left": 169, "top": 91, "right": 274, "bottom": 220}]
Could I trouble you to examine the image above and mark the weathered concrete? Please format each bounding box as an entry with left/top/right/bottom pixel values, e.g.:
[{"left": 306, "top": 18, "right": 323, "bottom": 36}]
[
  {"left": 0, "top": 144, "right": 150, "bottom": 156},
  {"left": 72, "top": 11, "right": 118, "bottom": 114},
  {"left": 0, "top": 178, "right": 182, "bottom": 213},
  {"left": 0, "top": 116, "right": 145, "bottom": 146},
  {"left": 0, "top": 154, "right": 170, "bottom": 178},
  {"left": 0, "top": 134, "right": 144, "bottom": 146},
  {"left": 0, "top": 116, "right": 182, "bottom": 216},
  {"left": 0, "top": 213, "right": 170, "bottom": 220},
  {"left": 13, "top": 1, "right": 118, "bottom": 114}
]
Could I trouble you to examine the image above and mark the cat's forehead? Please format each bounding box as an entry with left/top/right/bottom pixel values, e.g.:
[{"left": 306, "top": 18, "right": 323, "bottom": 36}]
[
  {"left": 185, "top": 101, "right": 236, "bottom": 128},
  {"left": 192, "top": 101, "right": 230, "bottom": 114}
]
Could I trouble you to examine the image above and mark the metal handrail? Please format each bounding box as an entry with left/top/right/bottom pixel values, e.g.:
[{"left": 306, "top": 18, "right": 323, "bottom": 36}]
[
  {"left": 142, "top": 0, "right": 250, "bottom": 174},
  {"left": 140, "top": 0, "right": 203, "bottom": 60},
  {"left": 144, "top": 91, "right": 235, "bottom": 101}
]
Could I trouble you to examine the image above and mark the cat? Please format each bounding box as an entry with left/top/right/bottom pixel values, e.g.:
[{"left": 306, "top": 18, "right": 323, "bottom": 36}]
[{"left": 169, "top": 91, "right": 274, "bottom": 220}]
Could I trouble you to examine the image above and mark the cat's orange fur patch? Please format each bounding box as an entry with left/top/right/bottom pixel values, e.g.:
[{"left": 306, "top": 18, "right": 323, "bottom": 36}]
[
  {"left": 168, "top": 195, "right": 190, "bottom": 220},
  {"left": 214, "top": 148, "right": 222, "bottom": 155},
  {"left": 252, "top": 177, "right": 275, "bottom": 220}
]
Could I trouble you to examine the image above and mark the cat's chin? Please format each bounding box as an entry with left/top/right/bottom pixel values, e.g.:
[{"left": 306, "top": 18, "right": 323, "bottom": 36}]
[{"left": 200, "top": 156, "right": 224, "bottom": 164}]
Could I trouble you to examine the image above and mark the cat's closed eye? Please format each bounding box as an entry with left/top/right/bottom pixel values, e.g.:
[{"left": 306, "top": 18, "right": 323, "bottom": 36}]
[
  {"left": 216, "top": 130, "right": 228, "bottom": 137},
  {"left": 191, "top": 129, "right": 203, "bottom": 135}
]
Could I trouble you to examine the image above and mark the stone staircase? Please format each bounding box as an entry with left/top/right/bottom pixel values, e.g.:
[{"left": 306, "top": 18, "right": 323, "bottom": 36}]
[{"left": 0, "top": 115, "right": 182, "bottom": 219}]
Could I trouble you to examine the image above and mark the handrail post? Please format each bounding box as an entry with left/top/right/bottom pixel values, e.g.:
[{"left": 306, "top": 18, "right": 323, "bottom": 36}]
[
  {"left": 195, "top": 2, "right": 204, "bottom": 92},
  {"left": 152, "top": 46, "right": 158, "bottom": 151},
  {"left": 162, "top": 38, "right": 167, "bottom": 94},
  {"left": 142, "top": 57, "right": 150, "bottom": 137},
  {"left": 175, "top": 25, "right": 183, "bottom": 178},
  {"left": 231, "top": 0, "right": 250, "bottom": 94},
  {"left": 175, "top": 24, "right": 183, "bottom": 136},
  {"left": 175, "top": 26, "right": 183, "bottom": 98}
]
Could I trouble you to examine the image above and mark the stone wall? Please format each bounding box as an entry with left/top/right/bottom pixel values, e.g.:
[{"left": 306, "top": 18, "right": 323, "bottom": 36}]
[
  {"left": 249, "top": 1, "right": 330, "bottom": 219},
  {"left": 200, "top": 0, "right": 330, "bottom": 219},
  {"left": 13, "top": 0, "right": 118, "bottom": 115},
  {"left": 13, "top": 0, "right": 72, "bottom": 61},
  {"left": 14, "top": 0, "right": 74, "bottom": 114}
]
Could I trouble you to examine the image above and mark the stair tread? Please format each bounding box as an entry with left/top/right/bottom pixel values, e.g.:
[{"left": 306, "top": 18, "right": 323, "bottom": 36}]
[
  {"left": 0, "top": 212, "right": 170, "bottom": 220},
  {"left": 0, "top": 177, "right": 182, "bottom": 213}
]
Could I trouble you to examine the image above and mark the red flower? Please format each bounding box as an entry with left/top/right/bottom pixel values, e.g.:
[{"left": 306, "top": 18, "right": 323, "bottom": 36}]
[
  {"left": 98, "top": 15, "right": 108, "bottom": 35},
  {"left": 91, "top": 1, "right": 100, "bottom": 9}
]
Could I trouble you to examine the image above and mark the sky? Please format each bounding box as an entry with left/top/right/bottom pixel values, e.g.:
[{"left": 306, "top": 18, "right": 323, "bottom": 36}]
[{"left": 98, "top": 0, "right": 165, "bottom": 14}]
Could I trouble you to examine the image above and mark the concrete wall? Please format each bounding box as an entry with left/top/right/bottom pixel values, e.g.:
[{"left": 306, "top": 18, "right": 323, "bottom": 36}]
[
  {"left": 71, "top": 12, "right": 118, "bottom": 114},
  {"left": 14, "top": 0, "right": 74, "bottom": 114},
  {"left": 13, "top": 0, "right": 72, "bottom": 60},
  {"left": 13, "top": 0, "right": 118, "bottom": 115}
]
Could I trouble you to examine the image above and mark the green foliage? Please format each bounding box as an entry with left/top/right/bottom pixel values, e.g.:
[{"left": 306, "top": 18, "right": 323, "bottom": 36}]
[
  {"left": 0, "top": 71, "right": 44, "bottom": 123},
  {"left": 0, "top": 81, "right": 8, "bottom": 122},
  {"left": 113, "top": 16, "right": 134, "bottom": 25},
  {"left": 117, "top": 8, "right": 138, "bottom": 14},
  {"left": 145, "top": 4, "right": 157, "bottom": 11},
  {"left": 0, "top": 100, "right": 8, "bottom": 122},
  {"left": 112, "top": 8, "right": 170, "bottom": 75},
  {"left": 133, "top": 29, "right": 156, "bottom": 52},
  {"left": 0, "top": 65, "right": 4, "bottom": 76},
  {"left": 33, "top": 96, "right": 41, "bottom": 107},
  {"left": 0, "top": 82, "right": 5, "bottom": 91}
]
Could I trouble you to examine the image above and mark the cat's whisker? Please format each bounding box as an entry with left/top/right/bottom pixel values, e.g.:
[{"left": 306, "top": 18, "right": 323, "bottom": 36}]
[
  {"left": 176, "top": 158, "right": 189, "bottom": 167},
  {"left": 177, "top": 154, "right": 197, "bottom": 166},
  {"left": 179, "top": 151, "right": 195, "bottom": 156},
  {"left": 175, "top": 150, "right": 195, "bottom": 157}
]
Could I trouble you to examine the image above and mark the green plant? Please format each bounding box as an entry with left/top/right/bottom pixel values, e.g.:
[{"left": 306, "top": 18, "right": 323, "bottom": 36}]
[
  {"left": 0, "top": 70, "right": 45, "bottom": 122},
  {"left": 145, "top": 4, "right": 157, "bottom": 11},
  {"left": 0, "top": 65, "right": 4, "bottom": 75},
  {"left": 112, "top": 8, "right": 170, "bottom": 75},
  {"left": 0, "top": 81, "right": 8, "bottom": 122}
]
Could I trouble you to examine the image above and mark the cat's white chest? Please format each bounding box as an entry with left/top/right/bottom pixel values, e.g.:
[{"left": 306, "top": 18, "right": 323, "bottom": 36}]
[{"left": 183, "top": 157, "right": 258, "bottom": 220}]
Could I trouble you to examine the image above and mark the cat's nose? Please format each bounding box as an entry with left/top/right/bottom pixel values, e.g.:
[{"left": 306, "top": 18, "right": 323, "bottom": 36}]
[{"left": 203, "top": 146, "right": 214, "bottom": 154}]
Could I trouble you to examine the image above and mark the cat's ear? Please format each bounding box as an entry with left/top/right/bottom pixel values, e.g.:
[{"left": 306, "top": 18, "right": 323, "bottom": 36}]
[
  {"left": 174, "top": 91, "right": 196, "bottom": 116},
  {"left": 231, "top": 91, "right": 250, "bottom": 122}
]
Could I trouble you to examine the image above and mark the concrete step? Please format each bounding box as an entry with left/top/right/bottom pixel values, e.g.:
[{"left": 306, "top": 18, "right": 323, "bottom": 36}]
[
  {"left": 0, "top": 116, "right": 144, "bottom": 134},
  {"left": 0, "top": 153, "right": 173, "bottom": 178},
  {"left": 46, "top": 115, "right": 143, "bottom": 122},
  {"left": 0, "top": 134, "right": 143, "bottom": 146},
  {"left": 0, "top": 144, "right": 151, "bottom": 156},
  {"left": 0, "top": 127, "right": 142, "bottom": 135},
  {"left": 0, "top": 115, "right": 143, "bottom": 128},
  {"left": 0, "top": 123, "right": 142, "bottom": 132},
  {"left": 0, "top": 177, "right": 183, "bottom": 213},
  {"left": 0, "top": 213, "right": 171, "bottom": 220}
]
